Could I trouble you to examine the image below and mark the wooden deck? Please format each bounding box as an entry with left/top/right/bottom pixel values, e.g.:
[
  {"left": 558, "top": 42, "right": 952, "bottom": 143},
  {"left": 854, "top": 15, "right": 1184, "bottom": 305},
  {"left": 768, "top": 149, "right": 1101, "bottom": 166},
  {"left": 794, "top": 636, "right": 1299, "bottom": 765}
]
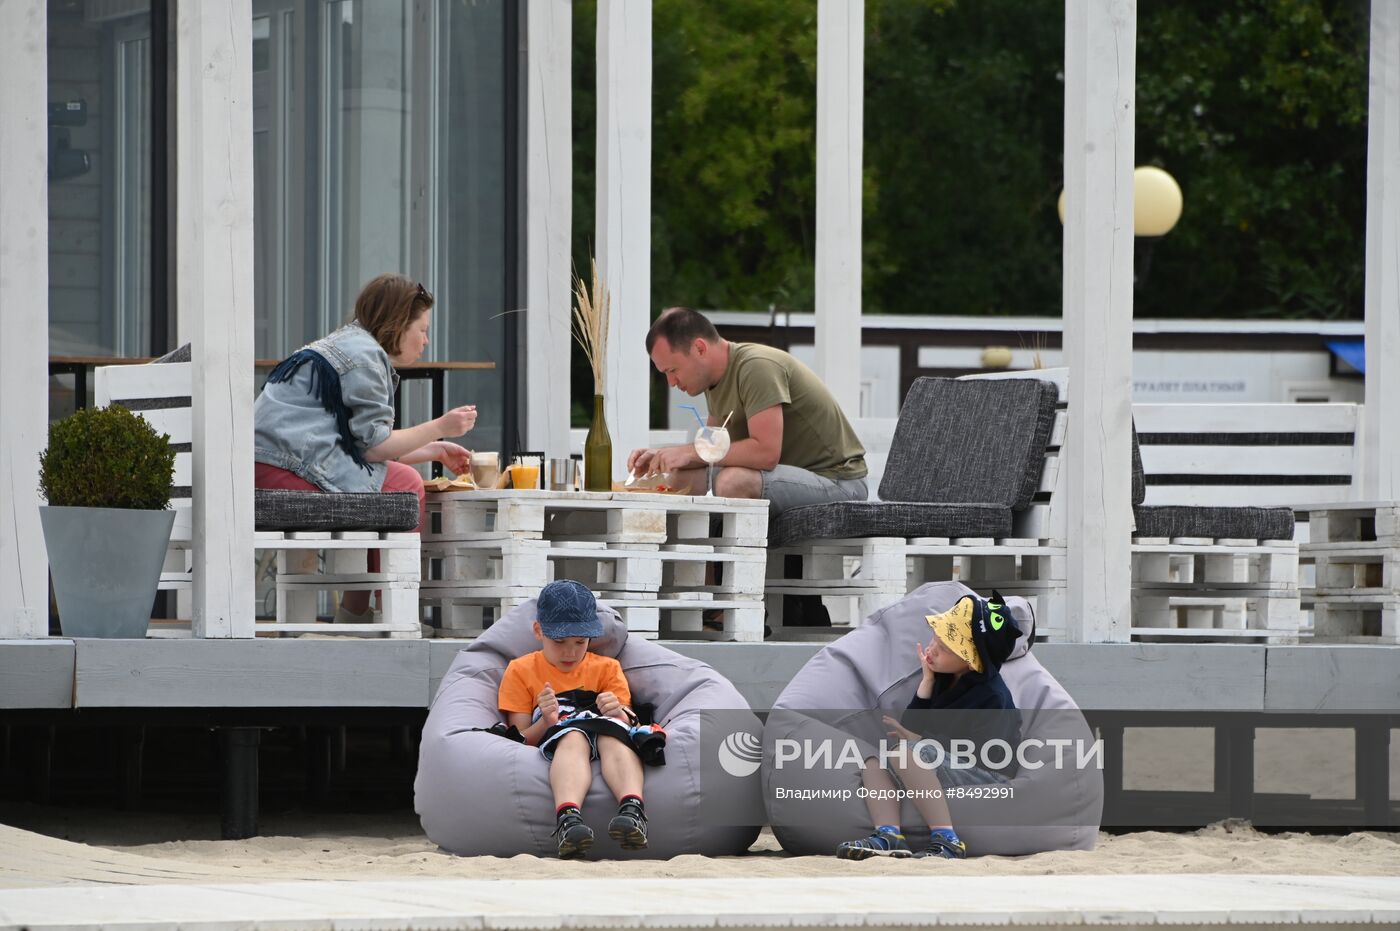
[
  {"left": 2, "top": 638, "right": 1395, "bottom": 835},
  {"left": 3, "top": 638, "right": 1396, "bottom": 713}
]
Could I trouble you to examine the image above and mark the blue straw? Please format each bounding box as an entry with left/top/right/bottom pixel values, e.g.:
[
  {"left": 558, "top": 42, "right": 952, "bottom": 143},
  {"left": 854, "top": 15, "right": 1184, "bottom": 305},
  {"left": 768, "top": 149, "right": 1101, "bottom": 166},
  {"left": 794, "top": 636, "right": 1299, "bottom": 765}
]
[{"left": 679, "top": 405, "right": 706, "bottom": 428}]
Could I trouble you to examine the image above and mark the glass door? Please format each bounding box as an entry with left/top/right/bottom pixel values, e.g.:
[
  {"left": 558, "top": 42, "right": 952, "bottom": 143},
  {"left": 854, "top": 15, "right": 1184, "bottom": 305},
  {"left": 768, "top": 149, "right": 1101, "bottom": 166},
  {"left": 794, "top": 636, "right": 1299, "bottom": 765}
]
[{"left": 253, "top": 0, "right": 311, "bottom": 358}]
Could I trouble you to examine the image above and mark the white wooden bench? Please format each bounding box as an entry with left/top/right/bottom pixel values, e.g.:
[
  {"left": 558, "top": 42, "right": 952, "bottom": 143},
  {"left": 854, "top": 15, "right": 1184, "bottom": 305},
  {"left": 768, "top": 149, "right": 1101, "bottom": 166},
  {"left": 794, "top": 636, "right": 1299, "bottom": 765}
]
[
  {"left": 1132, "top": 402, "right": 1362, "bottom": 642},
  {"left": 95, "top": 361, "right": 421, "bottom": 638},
  {"left": 765, "top": 371, "right": 1065, "bottom": 639},
  {"left": 1132, "top": 402, "right": 1397, "bottom": 642},
  {"left": 902, "top": 368, "right": 1069, "bottom": 639},
  {"left": 1154, "top": 403, "right": 1400, "bottom": 643}
]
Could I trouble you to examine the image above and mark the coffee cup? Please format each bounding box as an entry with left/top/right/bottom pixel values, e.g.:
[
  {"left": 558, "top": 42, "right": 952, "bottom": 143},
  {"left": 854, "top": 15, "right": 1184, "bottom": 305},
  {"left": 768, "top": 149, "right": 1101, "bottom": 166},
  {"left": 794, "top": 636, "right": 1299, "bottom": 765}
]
[{"left": 470, "top": 451, "right": 500, "bottom": 488}]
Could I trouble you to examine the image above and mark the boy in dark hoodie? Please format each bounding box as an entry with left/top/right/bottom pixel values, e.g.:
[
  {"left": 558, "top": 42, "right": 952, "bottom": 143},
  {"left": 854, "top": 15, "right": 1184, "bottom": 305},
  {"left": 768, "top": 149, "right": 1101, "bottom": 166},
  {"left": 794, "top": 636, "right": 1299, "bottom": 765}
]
[{"left": 836, "top": 590, "right": 1023, "bottom": 861}]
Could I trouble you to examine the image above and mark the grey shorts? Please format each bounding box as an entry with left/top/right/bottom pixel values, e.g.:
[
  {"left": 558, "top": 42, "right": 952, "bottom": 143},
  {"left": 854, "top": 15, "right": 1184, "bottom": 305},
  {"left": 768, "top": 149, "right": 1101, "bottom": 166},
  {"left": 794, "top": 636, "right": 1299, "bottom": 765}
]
[{"left": 761, "top": 464, "right": 868, "bottom": 516}]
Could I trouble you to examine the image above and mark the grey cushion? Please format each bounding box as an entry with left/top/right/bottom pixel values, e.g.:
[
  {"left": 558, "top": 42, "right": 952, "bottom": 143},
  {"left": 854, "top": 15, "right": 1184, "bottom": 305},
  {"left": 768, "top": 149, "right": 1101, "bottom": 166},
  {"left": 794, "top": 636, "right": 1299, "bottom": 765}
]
[
  {"left": 1133, "top": 504, "right": 1294, "bottom": 541},
  {"left": 770, "top": 501, "right": 1011, "bottom": 548},
  {"left": 1132, "top": 424, "right": 1294, "bottom": 540},
  {"left": 1131, "top": 426, "right": 1147, "bottom": 506},
  {"left": 154, "top": 343, "right": 192, "bottom": 364},
  {"left": 763, "top": 581, "right": 1102, "bottom": 857},
  {"left": 254, "top": 489, "right": 419, "bottom": 532},
  {"left": 879, "top": 377, "right": 1058, "bottom": 507},
  {"left": 415, "top": 599, "right": 763, "bottom": 858}
]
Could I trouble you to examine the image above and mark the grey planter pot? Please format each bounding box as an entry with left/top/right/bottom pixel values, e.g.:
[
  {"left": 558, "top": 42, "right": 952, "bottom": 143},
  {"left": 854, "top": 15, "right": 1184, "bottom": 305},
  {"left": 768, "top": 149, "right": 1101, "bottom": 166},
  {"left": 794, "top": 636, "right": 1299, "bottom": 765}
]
[{"left": 39, "top": 505, "right": 176, "bottom": 639}]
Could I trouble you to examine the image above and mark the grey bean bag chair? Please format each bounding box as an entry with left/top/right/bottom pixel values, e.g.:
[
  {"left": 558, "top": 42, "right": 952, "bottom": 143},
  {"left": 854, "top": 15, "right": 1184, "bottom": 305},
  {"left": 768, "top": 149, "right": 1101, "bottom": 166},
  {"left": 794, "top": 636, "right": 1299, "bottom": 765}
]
[
  {"left": 416, "top": 599, "right": 763, "bottom": 858},
  {"left": 764, "top": 580, "right": 1102, "bottom": 856}
]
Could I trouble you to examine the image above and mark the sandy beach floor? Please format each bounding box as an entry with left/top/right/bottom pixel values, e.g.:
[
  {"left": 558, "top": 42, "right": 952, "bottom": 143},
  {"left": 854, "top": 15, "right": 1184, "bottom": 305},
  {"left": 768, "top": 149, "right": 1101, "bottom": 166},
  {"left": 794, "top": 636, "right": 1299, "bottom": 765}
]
[{"left": 1, "top": 804, "right": 1397, "bottom": 889}]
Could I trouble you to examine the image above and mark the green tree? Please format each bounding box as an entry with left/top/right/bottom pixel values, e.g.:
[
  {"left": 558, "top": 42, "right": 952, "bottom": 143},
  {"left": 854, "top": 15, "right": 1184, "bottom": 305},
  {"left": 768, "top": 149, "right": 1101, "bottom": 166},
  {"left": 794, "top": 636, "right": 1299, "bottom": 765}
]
[
  {"left": 1134, "top": 0, "right": 1368, "bottom": 319},
  {"left": 575, "top": 0, "right": 822, "bottom": 316},
  {"left": 863, "top": 0, "right": 1063, "bottom": 317},
  {"left": 573, "top": 0, "right": 1370, "bottom": 405}
]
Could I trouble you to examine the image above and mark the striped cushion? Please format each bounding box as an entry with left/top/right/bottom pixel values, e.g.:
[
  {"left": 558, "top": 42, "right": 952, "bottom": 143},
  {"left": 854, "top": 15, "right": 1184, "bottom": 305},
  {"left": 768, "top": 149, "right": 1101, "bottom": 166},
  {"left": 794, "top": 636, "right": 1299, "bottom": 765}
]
[
  {"left": 879, "top": 377, "right": 1058, "bottom": 508},
  {"left": 254, "top": 489, "right": 419, "bottom": 532},
  {"left": 1132, "top": 505, "right": 1294, "bottom": 542},
  {"left": 770, "top": 501, "right": 1011, "bottom": 548}
]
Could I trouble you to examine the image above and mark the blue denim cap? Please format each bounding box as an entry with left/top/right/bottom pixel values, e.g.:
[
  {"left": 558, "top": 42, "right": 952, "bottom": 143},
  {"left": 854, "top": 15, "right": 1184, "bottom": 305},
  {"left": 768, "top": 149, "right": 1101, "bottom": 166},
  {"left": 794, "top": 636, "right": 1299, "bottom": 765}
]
[{"left": 536, "top": 579, "right": 603, "bottom": 639}]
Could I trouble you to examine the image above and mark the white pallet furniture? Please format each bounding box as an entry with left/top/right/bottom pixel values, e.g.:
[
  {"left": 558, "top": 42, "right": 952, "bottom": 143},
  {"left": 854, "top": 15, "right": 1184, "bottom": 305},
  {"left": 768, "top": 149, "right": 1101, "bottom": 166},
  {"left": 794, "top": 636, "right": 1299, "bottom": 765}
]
[
  {"left": 1129, "top": 538, "right": 1301, "bottom": 642},
  {"left": 1300, "top": 502, "right": 1400, "bottom": 643},
  {"left": 421, "top": 489, "right": 768, "bottom": 641},
  {"left": 904, "top": 369, "right": 1069, "bottom": 640},
  {"left": 1127, "top": 402, "right": 1359, "bottom": 643},
  {"left": 766, "top": 369, "right": 1068, "bottom": 641},
  {"left": 263, "top": 530, "right": 421, "bottom": 638},
  {"left": 95, "top": 361, "right": 421, "bottom": 638}
]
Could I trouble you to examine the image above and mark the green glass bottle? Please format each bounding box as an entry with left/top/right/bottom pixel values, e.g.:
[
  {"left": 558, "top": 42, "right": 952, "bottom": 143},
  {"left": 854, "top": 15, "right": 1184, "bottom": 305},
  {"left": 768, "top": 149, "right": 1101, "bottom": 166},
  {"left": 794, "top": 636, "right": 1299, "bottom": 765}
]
[{"left": 583, "top": 394, "right": 612, "bottom": 491}]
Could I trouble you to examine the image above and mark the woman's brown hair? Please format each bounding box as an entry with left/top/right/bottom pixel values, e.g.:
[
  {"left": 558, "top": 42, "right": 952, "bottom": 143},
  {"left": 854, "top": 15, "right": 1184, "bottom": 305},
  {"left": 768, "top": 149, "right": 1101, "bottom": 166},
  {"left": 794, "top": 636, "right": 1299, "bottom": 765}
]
[{"left": 352, "top": 273, "right": 433, "bottom": 357}]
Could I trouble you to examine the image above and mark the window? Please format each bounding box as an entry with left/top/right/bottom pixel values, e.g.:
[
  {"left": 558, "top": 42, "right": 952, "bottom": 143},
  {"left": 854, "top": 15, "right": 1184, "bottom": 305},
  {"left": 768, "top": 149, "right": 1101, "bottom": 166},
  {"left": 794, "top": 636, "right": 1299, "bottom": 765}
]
[
  {"left": 47, "top": 0, "right": 156, "bottom": 359},
  {"left": 252, "top": 0, "right": 516, "bottom": 453}
]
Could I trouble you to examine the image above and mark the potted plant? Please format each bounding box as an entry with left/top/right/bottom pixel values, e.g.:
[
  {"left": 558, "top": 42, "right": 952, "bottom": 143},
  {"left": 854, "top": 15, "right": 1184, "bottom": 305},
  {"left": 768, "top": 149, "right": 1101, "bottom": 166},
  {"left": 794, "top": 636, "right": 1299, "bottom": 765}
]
[{"left": 38, "top": 405, "right": 177, "bottom": 638}]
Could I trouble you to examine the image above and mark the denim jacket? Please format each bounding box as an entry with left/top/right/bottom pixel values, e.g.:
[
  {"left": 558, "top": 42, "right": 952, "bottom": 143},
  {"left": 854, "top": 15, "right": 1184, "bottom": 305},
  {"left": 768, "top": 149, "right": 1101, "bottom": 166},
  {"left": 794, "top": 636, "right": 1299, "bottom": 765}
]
[{"left": 253, "top": 322, "right": 400, "bottom": 493}]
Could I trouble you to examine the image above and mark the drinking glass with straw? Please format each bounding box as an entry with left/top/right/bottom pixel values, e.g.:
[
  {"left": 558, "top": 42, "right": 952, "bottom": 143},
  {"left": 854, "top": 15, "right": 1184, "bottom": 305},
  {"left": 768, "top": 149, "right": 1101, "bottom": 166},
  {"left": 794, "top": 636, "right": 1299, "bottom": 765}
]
[{"left": 688, "top": 407, "right": 734, "bottom": 497}]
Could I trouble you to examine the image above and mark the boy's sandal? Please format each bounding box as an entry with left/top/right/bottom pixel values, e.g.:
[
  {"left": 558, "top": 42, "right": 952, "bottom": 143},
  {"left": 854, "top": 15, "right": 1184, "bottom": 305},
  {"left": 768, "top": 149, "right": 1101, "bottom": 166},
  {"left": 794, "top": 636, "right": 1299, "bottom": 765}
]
[
  {"left": 835, "top": 833, "right": 912, "bottom": 860},
  {"left": 915, "top": 836, "right": 968, "bottom": 860}
]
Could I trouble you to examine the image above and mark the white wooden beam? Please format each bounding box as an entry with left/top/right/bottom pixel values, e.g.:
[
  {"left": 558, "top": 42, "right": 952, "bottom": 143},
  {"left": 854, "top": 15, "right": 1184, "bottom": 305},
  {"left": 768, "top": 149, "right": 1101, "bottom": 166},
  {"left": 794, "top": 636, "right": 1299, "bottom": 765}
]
[
  {"left": 815, "top": 0, "right": 864, "bottom": 419},
  {"left": 0, "top": 0, "right": 49, "bottom": 639},
  {"left": 526, "top": 0, "right": 573, "bottom": 458},
  {"left": 1364, "top": 0, "right": 1400, "bottom": 500},
  {"left": 176, "top": 1, "right": 256, "bottom": 638},
  {"left": 1062, "top": 0, "right": 1136, "bottom": 642},
  {"left": 596, "top": 0, "right": 651, "bottom": 484}
]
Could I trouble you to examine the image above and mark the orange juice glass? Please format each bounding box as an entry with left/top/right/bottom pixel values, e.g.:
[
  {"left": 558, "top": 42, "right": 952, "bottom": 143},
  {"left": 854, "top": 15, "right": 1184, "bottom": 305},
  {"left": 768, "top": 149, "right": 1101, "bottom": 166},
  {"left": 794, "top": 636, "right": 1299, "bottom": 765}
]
[{"left": 510, "top": 464, "right": 540, "bottom": 490}]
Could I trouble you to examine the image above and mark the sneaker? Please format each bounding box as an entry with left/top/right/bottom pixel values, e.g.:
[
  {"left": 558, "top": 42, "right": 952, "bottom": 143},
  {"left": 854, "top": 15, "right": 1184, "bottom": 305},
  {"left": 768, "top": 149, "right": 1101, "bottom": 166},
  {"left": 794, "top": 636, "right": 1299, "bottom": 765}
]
[
  {"left": 914, "top": 829, "right": 967, "bottom": 860},
  {"left": 553, "top": 808, "right": 594, "bottom": 858},
  {"left": 607, "top": 799, "right": 649, "bottom": 850},
  {"left": 835, "top": 830, "right": 912, "bottom": 860}
]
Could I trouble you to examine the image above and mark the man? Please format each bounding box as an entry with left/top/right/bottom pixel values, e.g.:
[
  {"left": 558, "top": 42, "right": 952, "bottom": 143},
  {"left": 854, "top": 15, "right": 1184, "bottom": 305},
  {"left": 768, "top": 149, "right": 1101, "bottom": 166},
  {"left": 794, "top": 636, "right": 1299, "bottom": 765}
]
[{"left": 628, "top": 307, "right": 868, "bottom": 514}]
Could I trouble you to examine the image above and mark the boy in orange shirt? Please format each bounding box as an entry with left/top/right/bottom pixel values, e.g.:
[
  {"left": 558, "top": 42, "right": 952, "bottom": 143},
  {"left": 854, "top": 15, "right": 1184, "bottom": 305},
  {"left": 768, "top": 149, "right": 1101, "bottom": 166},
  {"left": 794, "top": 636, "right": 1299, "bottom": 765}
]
[{"left": 498, "top": 579, "right": 649, "bottom": 858}]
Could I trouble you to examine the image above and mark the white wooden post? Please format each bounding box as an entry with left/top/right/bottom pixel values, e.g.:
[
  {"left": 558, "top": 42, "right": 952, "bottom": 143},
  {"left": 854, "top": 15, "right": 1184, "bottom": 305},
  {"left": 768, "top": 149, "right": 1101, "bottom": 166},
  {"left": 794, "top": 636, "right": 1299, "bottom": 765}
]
[
  {"left": 1062, "top": 0, "right": 1136, "bottom": 642},
  {"left": 1364, "top": 0, "right": 1400, "bottom": 500},
  {"left": 815, "top": 0, "right": 864, "bottom": 419},
  {"left": 526, "top": 0, "right": 573, "bottom": 458},
  {"left": 176, "top": 1, "right": 256, "bottom": 638},
  {"left": 596, "top": 0, "right": 651, "bottom": 484},
  {"left": 0, "top": 0, "right": 49, "bottom": 639}
]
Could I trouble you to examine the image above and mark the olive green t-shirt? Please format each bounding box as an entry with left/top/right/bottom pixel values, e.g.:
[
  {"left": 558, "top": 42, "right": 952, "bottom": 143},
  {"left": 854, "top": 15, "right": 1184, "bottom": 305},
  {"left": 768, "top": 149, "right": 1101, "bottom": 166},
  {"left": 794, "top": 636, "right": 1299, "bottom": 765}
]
[{"left": 705, "top": 342, "right": 867, "bottom": 481}]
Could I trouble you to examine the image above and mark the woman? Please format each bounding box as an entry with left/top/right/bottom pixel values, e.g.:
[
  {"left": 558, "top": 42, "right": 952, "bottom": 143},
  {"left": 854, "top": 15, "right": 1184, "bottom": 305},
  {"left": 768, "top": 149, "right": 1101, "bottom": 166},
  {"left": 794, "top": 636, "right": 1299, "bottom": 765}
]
[{"left": 254, "top": 273, "right": 477, "bottom": 620}]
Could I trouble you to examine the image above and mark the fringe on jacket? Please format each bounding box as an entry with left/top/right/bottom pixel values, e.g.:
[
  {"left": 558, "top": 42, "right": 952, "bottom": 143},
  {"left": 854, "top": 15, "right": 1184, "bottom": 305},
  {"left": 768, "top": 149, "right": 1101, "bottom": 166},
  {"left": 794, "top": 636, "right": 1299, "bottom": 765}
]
[{"left": 265, "top": 348, "right": 373, "bottom": 473}]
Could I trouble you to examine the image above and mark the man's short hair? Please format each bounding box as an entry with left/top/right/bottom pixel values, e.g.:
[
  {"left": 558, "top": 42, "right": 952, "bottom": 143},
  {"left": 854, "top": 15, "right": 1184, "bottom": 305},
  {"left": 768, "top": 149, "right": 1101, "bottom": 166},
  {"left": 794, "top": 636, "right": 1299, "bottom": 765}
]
[{"left": 646, "top": 307, "right": 720, "bottom": 354}]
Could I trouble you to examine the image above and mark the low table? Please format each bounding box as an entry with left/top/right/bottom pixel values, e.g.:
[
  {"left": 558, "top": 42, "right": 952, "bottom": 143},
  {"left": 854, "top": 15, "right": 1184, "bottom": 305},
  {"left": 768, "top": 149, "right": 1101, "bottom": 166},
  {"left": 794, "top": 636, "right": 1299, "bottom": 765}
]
[{"left": 420, "top": 489, "right": 769, "bottom": 641}]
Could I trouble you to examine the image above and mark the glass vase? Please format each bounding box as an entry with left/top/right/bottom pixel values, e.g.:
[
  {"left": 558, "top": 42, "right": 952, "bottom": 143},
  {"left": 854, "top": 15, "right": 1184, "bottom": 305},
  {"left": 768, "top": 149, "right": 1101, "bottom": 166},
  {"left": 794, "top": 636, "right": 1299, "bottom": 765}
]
[{"left": 583, "top": 394, "right": 612, "bottom": 492}]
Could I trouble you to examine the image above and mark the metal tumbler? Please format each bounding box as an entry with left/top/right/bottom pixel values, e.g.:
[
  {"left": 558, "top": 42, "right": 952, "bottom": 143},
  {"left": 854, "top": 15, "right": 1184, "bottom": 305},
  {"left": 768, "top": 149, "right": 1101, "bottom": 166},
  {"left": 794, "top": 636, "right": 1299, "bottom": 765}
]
[{"left": 547, "top": 457, "right": 578, "bottom": 491}]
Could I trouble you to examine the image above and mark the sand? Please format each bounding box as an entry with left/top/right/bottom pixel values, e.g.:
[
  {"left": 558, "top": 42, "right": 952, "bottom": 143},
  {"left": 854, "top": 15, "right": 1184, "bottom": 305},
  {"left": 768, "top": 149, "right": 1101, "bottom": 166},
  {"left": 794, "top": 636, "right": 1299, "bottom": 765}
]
[
  {"left": 1, "top": 806, "right": 1397, "bottom": 890},
  {"left": 1, "top": 724, "right": 1395, "bottom": 890}
]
